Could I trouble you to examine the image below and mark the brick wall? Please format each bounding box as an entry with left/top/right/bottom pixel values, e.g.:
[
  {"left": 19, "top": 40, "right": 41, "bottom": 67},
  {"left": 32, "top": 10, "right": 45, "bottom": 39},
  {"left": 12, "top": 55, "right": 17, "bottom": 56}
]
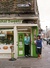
[{"left": 0, "top": 0, "right": 35, "bottom": 13}]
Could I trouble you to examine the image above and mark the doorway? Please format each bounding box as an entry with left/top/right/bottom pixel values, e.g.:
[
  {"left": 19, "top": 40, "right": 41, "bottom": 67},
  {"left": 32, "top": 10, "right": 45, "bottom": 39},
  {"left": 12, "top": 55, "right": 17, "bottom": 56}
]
[
  {"left": 17, "top": 27, "right": 31, "bottom": 57},
  {"left": 18, "top": 33, "right": 31, "bottom": 57}
]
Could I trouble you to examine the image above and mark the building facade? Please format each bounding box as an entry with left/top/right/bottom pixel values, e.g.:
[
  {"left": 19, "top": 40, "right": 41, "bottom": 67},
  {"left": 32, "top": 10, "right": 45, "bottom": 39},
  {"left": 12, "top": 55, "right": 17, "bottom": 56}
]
[{"left": 0, "top": 0, "right": 40, "bottom": 58}]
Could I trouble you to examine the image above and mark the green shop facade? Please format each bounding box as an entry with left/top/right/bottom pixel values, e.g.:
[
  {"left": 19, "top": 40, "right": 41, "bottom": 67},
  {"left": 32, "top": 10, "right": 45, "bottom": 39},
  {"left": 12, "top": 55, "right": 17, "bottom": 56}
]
[{"left": 0, "top": 18, "right": 38, "bottom": 58}]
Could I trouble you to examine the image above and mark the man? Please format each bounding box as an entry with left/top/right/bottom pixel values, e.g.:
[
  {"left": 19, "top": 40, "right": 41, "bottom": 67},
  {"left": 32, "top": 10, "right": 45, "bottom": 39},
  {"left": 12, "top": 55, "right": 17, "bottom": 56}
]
[
  {"left": 36, "top": 35, "right": 42, "bottom": 58},
  {"left": 24, "top": 33, "right": 30, "bottom": 57}
]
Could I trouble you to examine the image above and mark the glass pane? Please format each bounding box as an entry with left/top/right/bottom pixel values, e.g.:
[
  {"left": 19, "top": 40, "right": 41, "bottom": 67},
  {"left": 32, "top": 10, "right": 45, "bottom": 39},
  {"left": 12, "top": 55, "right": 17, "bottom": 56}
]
[{"left": 0, "top": 31, "right": 14, "bottom": 45}]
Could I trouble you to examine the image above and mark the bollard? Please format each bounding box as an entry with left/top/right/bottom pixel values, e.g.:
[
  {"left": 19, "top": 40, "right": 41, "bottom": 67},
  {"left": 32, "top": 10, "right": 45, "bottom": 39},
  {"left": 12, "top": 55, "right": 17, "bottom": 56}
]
[{"left": 9, "top": 45, "right": 16, "bottom": 61}]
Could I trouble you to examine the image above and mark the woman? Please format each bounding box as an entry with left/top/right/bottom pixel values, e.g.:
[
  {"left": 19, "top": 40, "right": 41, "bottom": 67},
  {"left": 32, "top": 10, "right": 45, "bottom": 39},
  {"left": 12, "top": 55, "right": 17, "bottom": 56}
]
[
  {"left": 36, "top": 35, "right": 42, "bottom": 58},
  {"left": 24, "top": 33, "right": 30, "bottom": 57}
]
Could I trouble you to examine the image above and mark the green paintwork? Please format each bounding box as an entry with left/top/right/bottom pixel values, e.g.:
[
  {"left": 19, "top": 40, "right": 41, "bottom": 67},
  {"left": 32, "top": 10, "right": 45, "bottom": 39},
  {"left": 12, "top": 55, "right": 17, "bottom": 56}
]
[
  {"left": 0, "top": 19, "right": 22, "bottom": 23},
  {"left": 18, "top": 26, "right": 38, "bottom": 58},
  {"left": 18, "top": 33, "right": 24, "bottom": 57},
  {"left": 18, "top": 33, "right": 31, "bottom": 57},
  {"left": 32, "top": 26, "right": 38, "bottom": 57}
]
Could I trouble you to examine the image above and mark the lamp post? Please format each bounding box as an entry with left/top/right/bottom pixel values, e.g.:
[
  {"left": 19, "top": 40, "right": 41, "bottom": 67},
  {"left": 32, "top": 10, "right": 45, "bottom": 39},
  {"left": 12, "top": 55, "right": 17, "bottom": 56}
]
[{"left": 46, "top": 26, "right": 47, "bottom": 38}]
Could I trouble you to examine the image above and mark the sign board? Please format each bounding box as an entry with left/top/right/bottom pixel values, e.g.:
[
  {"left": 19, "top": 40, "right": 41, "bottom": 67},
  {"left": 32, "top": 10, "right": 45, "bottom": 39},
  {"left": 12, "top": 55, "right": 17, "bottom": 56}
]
[{"left": 0, "top": 19, "right": 22, "bottom": 23}]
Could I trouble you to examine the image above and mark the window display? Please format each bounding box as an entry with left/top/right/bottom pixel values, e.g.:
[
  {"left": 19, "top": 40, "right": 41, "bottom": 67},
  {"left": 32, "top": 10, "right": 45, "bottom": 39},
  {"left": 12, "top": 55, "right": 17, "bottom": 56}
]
[{"left": 0, "top": 31, "right": 14, "bottom": 45}]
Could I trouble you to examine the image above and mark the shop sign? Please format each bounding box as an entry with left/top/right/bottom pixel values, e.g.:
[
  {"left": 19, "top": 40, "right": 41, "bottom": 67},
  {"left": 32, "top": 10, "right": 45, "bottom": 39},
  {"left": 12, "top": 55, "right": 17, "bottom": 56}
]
[{"left": 0, "top": 19, "right": 22, "bottom": 23}]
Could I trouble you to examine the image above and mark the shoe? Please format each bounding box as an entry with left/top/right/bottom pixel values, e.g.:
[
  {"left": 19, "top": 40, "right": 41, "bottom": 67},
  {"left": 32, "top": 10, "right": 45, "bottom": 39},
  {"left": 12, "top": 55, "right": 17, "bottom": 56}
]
[
  {"left": 28, "top": 54, "right": 30, "bottom": 57},
  {"left": 25, "top": 55, "right": 27, "bottom": 57},
  {"left": 38, "top": 56, "right": 42, "bottom": 59}
]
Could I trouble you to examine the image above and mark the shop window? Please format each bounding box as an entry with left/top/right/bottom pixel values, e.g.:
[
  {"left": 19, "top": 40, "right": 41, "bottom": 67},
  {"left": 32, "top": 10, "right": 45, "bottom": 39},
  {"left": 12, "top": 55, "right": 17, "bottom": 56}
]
[{"left": 0, "top": 31, "right": 14, "bottom": 45}]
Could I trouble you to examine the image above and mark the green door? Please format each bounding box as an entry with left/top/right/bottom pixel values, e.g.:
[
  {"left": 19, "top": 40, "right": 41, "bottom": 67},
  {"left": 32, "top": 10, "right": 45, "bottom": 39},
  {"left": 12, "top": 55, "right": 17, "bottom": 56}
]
[
  {"left": 18, "top": 33, "right": 31, "bottom": 57},
  {"left": 31, "top": 26, "right": 38, "bottom": 57},
  {"left": 18, "top": 33, "right": 24, "bottom": 57}
]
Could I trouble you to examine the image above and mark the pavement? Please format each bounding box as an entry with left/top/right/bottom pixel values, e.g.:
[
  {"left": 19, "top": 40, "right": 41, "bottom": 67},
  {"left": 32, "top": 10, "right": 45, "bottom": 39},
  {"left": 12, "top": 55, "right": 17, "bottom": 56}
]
[{"left": 0, "top": 41, "right": 50, "bottom": 68}]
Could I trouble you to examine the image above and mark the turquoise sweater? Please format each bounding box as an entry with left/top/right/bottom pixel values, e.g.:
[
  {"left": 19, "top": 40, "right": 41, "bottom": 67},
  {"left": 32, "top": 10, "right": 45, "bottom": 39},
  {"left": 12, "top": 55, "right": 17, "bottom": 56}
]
[{"left": 24, "top": 36, "right": 30, "bottom": 45}]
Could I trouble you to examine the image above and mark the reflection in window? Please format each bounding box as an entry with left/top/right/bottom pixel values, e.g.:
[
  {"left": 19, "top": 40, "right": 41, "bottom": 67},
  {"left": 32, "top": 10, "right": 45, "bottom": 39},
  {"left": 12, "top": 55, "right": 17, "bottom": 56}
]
[{"left": 0, "top": 31, "right": 14, "bottom": 45}]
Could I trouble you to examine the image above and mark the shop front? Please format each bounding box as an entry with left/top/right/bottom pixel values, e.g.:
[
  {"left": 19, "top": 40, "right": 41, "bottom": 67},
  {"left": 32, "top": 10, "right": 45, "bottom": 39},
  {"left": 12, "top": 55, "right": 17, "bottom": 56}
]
[
  {"left": 17, "top": 25, "right": 38, "bottom": 58},
  {"left": 0, "top": 23, "right": 38, "bottom": 58}
]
